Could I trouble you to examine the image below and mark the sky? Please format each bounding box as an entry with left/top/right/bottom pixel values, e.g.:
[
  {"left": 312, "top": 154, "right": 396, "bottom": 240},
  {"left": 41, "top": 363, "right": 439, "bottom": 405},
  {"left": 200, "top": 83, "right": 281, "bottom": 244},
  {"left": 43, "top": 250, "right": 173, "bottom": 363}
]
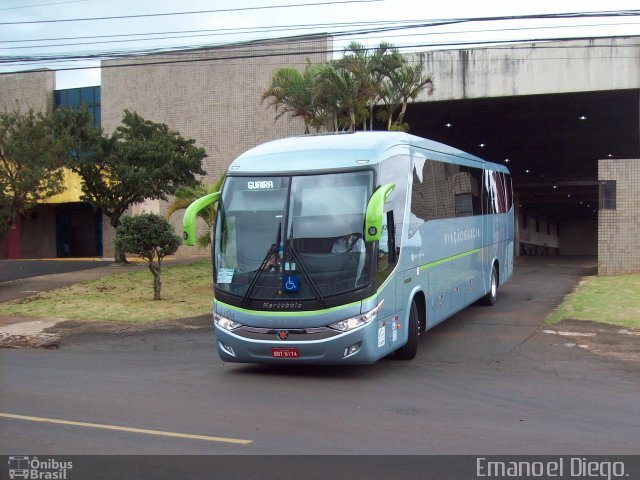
[{"left": 1, "top": 0, "right": 639, "bottom": 89}]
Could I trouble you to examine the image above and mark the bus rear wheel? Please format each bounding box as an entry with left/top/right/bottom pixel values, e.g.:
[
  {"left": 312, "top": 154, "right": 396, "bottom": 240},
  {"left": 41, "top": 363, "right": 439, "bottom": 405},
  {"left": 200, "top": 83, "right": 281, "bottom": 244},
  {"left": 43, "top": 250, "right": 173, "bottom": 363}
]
[
  {"left": 396, "top": 301, "right": 419, "bottom": 360},
  {"left": 479, "top": 265, "right": 498, "bottom": 306}
]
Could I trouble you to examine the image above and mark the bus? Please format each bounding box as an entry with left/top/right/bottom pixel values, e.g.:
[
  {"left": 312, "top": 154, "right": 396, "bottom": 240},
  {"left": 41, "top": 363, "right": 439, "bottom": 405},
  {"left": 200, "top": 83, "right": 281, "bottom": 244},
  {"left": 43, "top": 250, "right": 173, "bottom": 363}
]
[{"left": 183, "top": 132, "right": 514, "bottom": 364}]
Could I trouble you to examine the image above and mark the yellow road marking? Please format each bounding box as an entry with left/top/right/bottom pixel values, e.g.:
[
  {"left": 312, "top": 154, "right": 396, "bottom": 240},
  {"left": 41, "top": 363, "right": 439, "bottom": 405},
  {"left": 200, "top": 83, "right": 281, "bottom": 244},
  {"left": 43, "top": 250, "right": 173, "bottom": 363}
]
[{"left": 0, "top": 412, "right": 252, "bottom": 445}]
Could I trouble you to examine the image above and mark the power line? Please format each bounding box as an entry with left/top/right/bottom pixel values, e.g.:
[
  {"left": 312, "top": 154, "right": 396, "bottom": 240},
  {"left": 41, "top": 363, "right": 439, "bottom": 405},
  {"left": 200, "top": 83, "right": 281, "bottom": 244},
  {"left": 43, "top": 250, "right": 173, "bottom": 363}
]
[
  {"left": 352, "top": 21, "right": 640, "bottom": 48},
  {"left": 0, "top": 20, "right": 448, "bottom": 52},
  {"left": 0, "top": 0, "right": 92, "bottom": 11},
  {"left": 0, "top": 0, "right": 384, "bottom": 25},
  {"left": 4, "top": 40, "right": 640, "bottom": 69},
  {"left": 0, "top": 20, "right": 430, "bottom": 49},
  {"left": 2, "top": 9, "right": 639, "bottom": 64},
  {"left": 0, "top": 8, "right": 638, "bottom": 65},
  {"left": 0, "top": 19, "right": 426, "bottom": 44},
  {"left": 0, "top": 10, "right": 632, "bottom": 55},
  {"left": 2, "top": 34, "right": 638, "bottom": 73},
  {"left": 3, "top": 6, "right": 639, "bottom": 29},
  {"left": 2, "top": 19, "right": 639, "bottom": 51},
  {"left": 1, "top": 8, "right": 639, "bottom": 70}
]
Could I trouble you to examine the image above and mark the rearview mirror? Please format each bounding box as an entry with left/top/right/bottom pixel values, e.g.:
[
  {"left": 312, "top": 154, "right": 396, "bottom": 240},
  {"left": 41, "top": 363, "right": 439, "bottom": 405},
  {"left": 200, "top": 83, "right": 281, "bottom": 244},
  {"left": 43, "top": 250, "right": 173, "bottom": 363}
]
[
  {"left": 182, "top": 191, "right": 221, "bottom": 246},
  {"left": 364, "top": 183, "right": 395, "bottom": 242}
]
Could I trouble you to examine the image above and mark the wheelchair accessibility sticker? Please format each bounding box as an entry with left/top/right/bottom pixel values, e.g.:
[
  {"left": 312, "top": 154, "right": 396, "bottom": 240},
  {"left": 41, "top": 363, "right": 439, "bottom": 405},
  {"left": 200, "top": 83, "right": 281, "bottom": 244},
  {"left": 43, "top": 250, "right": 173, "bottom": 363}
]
[{"left": 284, "top": 275, "right": 299, "bottom": 292}]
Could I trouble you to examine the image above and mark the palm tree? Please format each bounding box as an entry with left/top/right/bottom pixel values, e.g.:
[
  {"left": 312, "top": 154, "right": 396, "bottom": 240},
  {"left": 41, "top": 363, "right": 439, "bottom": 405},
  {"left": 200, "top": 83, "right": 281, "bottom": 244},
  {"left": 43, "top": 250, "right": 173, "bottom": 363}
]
[
  {"left": 337, "top": 42, "right": 371, "bottom": 130},
  {"left": 167, "top": 174, "right": 225, "bottom": 248},
  {"left": 339, "top": 41, "right": 403, "bottom": 130},
  {"left": 262, "top": 63, "right": 327, "bottom": 134},
  {"left": 380, "top": 54, "right": 434, "bottom": 131},
  {"left": 314, "top": 63, "right": 362, "bottom": 132},
  {"left": 262, "top": 43, "right": 435, "bottom": 133}
]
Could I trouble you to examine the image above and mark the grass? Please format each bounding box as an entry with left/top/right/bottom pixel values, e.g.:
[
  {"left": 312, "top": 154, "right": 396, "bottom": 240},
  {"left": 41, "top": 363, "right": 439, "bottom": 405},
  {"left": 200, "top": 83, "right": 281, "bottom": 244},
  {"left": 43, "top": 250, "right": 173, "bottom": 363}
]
[
  {"left": 546, "top": 272, "right": 640, "bottom": 329},
  {"left": 0, "top": 260, "right": 214, "bottom": 323}
]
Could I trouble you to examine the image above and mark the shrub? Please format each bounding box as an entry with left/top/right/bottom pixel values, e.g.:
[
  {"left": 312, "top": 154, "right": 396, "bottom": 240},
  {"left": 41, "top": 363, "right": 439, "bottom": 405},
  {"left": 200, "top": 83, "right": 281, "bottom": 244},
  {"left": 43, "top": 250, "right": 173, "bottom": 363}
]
[{"left": 115, "top": 213, "right": 181, "bottom": 300}]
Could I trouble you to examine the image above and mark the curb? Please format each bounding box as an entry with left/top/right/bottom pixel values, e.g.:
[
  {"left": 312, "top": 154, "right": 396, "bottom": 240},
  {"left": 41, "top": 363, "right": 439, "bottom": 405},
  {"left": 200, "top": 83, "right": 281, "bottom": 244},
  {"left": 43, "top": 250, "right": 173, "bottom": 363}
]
[{"left": 0, "top": 314, "right": 212, "bottom": 349}]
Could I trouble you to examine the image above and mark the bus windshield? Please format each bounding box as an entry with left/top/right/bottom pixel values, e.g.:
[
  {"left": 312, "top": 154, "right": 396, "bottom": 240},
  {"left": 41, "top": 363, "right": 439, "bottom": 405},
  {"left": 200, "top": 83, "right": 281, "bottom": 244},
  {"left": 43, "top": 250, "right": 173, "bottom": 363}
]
[{"left": 215, "top": 171, "right": 374, "bottom": 301}]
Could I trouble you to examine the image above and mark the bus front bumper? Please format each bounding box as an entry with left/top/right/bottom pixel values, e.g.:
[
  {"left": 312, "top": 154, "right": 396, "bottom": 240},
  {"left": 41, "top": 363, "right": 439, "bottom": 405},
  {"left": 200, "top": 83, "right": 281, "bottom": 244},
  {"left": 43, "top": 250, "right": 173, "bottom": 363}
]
[{"left": 214, "top": 319, "right": 392, "bottom": 365}]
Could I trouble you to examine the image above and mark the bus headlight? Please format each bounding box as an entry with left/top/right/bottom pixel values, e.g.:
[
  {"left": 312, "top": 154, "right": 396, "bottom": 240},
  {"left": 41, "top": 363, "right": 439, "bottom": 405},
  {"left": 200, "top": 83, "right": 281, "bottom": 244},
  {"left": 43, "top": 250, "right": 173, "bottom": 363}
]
[
  {"left": 328, "top": 300, "right": 384, "bottom": 332},
  {"left": 214, "top": 312, "right": 243, "bottom": 331}
]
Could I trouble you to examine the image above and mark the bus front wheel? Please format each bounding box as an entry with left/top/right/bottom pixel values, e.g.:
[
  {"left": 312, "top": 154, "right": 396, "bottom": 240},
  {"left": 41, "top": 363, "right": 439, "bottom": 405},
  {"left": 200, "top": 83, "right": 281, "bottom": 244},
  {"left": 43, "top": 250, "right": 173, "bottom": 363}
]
[
  {"left": 479, "top": 265, "right": 498, "bottom": 306},
  {"left": 396, "top": 301, "right": 419, "bottom": 360}
]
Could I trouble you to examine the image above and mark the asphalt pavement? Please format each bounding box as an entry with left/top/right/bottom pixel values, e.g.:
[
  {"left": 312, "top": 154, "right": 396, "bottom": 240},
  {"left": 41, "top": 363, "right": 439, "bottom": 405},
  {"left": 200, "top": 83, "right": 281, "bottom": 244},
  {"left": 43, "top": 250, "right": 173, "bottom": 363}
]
[
  {"left": 2, "top": 256, "right": 639, "bottom": 458},
  {"left": 0, "top": 259, "right": 113, "bottom": 284}
]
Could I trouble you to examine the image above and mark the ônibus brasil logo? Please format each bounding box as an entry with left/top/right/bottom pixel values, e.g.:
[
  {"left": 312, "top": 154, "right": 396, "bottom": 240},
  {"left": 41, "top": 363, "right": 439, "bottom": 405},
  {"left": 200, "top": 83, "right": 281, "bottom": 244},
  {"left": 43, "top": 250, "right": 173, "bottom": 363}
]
[{"left": 8, "top": 456, "right": 73, "bottom": 480}]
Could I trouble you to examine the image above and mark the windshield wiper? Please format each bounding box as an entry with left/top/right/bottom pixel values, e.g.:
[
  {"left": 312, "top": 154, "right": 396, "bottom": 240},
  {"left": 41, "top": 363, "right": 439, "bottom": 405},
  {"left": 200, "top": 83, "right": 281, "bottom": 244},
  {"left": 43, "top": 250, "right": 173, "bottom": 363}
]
[
  {"left": 241, "top": 223, "right": 281, "bottom": 307},
  {"left": 286, "top": 232, "right": 327, "bottom": 308}
]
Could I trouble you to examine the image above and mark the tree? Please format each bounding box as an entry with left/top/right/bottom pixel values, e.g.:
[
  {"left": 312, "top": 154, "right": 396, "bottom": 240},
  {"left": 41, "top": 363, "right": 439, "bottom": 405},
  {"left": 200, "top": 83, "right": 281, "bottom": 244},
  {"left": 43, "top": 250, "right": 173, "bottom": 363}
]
[
  {"left": 263, "top": 43, "right": 433, "bottom": 133},
  {"left": 380, "top": 55, "right": 434, "bottom": 131},
  {"left": 261, "top": 62, "right": 330, "bottom": 134},
  {"left": 338, "top": 41, "right": 403, "bottom": 130},
  {"left": 166, "top": 174, "right": 225, "bottom": 248},
  {"left": 115, "top": 213, "right": 181, "bottom": 300},
  {"left": 0, "top": 109, "right": 67, "bottom": 241},
  {"left": 55, "top": 108, "right": 206, "bottom": 263},
  {"left": 313, "top": 62, "right": 363, "bottom": 132}
]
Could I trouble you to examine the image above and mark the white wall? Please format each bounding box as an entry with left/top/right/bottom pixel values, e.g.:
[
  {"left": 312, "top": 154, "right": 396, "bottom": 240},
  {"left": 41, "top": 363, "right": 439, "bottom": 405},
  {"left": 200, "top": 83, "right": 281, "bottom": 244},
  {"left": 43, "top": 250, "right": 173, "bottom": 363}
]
[{"left": 411, "top": 37, "right": 640, "bottom": 102}]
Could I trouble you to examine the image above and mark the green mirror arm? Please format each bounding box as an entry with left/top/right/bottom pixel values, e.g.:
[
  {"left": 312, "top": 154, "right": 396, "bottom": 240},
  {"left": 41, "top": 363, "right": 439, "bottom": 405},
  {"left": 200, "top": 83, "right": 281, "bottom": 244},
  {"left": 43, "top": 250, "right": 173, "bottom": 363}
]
[
  {"left": 182, "top": 191, "right": 221, "bottom": 246},
  {"left": 365, "top": 183, "right": 395, "bottom": 242}
]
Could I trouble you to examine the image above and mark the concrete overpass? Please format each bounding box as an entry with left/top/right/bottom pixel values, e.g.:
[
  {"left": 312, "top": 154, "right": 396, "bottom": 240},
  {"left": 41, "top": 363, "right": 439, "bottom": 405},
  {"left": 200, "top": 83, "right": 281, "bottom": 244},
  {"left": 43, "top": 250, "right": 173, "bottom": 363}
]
[
  {"left": 404, "top": 36, "right": 640, "bottom": 272},
  {"left": 413, "top": 36, "right": 640, "bottom": 101}
]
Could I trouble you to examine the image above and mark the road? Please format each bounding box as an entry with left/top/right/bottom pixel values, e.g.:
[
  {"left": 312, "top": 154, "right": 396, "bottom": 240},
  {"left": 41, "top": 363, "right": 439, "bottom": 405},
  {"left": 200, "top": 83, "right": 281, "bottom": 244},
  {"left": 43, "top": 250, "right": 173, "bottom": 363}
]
[
  {"left": 0, "top": 259, "right": 117, "bottom": 305},
  {"left": 0, "top": 260, "right": 112, "bottom": 284},
  {"left": 1, "top": 257, "right": 639, "bottom": 457}
]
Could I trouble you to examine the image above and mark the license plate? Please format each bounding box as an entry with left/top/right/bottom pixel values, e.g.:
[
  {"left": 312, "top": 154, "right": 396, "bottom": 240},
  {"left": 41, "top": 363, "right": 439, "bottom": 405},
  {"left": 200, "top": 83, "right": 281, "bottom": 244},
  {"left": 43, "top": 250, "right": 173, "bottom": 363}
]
[{"left": 272, "top": 347, "right": 299, "bottom": 358}]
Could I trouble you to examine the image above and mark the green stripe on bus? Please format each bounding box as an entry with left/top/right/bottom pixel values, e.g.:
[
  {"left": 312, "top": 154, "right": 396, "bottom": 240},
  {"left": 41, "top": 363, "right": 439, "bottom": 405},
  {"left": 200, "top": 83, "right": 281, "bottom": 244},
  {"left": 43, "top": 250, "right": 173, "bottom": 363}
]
[
  {"left": 218, "top": 250, "right": 479, "bottom": 318},
  {"left": 419, "top": 248, "right": 481, "bottom": 271},
  {"left": 216, "top": 267, "right": 400, "bottom": 318},
  {"left": 216, "top": 295, "right": 375, "bottom": 317}
]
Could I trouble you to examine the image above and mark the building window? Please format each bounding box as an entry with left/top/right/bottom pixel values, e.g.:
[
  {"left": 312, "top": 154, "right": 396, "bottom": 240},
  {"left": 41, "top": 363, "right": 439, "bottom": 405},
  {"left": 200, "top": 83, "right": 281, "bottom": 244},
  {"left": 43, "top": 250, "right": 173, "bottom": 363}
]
[
  {"left": 67, "top": 89, "right": 80, "bottom": 107},
  {"left": 54, "top": 86, "right": 101, "bottom": 128},
  {"left": 81, "top": 87, "right": 94, "bottom": 105},
  {"left": 599, "top": 181, "right": 616, "bottom": 210}
]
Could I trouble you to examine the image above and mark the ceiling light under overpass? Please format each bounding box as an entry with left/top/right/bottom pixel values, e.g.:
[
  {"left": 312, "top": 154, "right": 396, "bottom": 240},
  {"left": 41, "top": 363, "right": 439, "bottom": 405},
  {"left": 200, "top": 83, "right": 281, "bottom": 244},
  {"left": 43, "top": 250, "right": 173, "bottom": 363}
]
[{"left": 579, "top": 115, "right": 588, "bottom": 120}]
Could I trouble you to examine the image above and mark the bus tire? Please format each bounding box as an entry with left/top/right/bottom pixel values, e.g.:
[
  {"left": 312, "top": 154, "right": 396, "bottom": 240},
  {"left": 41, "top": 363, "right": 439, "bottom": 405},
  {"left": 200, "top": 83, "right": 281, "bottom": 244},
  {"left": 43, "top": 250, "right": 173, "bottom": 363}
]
[
  {"left": 479, "top": 264, "right": 498, "bottom": 306},
  {"left": 396, "top": 301, "right": 419, "bottom": 360}
]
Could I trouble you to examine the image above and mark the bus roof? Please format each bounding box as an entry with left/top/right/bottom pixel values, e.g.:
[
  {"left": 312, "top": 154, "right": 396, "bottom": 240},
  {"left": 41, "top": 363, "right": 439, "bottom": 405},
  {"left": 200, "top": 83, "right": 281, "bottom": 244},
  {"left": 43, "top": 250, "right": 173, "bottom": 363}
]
[{"left": 229, "top": 131, "right": 509, "bottom": 174}]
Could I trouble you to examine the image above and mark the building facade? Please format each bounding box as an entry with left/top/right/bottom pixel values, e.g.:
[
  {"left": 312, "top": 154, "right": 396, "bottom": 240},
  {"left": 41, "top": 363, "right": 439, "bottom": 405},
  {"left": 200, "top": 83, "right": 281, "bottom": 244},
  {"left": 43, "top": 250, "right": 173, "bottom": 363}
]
[
  {"left": 1, "top": 34, "right": 639, "bottom": 275},
  {"left": 1, "top": 35, "right": 331, "bottom": 259},
  {"left": 598, "top": 159, "right": 640, "bottom": 275},
  {"left": 102, "top": 35, "right": 332, "bottom": 256},
  {"left": 0, "top": 81, "right": 104, "bottom": 259}
]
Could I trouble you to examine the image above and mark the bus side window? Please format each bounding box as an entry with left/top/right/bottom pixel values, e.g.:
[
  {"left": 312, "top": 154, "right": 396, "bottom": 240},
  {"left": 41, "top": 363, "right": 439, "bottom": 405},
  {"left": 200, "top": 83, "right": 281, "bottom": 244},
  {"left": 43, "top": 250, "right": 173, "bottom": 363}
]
[
  {"left": 377, "top": 208, "right": 397, "bottom": 273},
  {"left": 386, "top": 210, "right": 397, "bottom": 264},
  {"left": 377, "top": 211, "right": 389, "bottom": 273}
]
